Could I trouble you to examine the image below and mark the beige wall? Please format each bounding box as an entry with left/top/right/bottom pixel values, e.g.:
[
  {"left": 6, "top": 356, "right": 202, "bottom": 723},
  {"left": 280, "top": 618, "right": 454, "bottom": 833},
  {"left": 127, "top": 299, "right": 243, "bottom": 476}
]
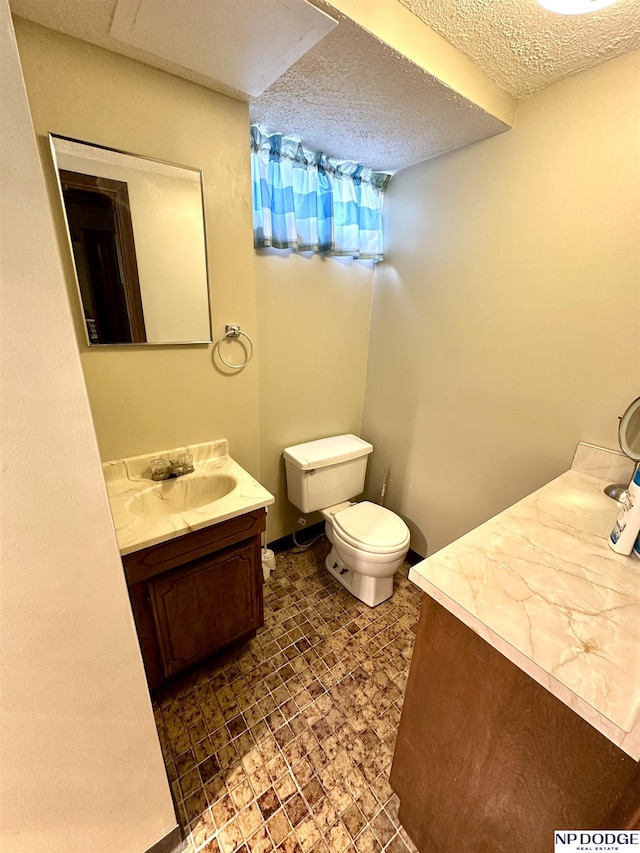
[
  {"left": 15, "top": 18, "right": 377, "bottom": 544},
  {"left": 14, "top": 12, "right": 638, "bottom": 561},
  {"left": 15, "top": 18, "right": 260, "bottom": 473},
  {"left": 255, "top": 250, "right": 375, "bottom": 541},
  {"left": 0, "top": 6, "right": 176, "bottom": 852},
  {"left": 363, "top": 51, "right": 640, "bottom": 556}
]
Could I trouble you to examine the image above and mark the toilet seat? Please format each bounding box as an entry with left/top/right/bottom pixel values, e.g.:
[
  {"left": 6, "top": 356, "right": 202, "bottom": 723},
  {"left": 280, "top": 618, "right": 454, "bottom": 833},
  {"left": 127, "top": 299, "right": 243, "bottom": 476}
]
[{"left": 332, "top": 501, "right": 410, "bottom": 555}]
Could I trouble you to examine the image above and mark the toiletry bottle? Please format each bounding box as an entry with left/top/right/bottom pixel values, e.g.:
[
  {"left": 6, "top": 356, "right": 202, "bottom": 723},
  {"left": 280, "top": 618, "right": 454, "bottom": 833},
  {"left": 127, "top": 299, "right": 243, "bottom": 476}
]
[{"left": 609, "top": 464, "right": 640, "bottom": 555}]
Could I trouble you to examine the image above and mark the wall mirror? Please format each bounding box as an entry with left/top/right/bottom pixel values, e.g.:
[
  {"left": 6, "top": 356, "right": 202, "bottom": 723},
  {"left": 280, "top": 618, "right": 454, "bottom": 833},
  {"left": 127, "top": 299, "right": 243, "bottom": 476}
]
[{"left": 49, "top": 134, "right": 212, "bottom": 346}]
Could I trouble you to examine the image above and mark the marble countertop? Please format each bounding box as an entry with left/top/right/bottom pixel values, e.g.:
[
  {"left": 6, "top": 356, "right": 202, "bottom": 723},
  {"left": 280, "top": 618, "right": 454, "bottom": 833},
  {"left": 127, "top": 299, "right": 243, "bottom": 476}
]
[
  {"left": 103, "top": 439, "right": 274, "bottom": 556},
  {"left": 409, "top": 443, "right": 640, "bottom": 758}
]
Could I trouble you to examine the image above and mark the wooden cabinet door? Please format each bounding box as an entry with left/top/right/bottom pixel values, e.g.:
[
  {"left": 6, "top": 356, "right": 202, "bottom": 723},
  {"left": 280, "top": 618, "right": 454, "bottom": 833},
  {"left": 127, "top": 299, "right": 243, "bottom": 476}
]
[{"left": 148, "top": 539, "right": 261, "bottom": 680}]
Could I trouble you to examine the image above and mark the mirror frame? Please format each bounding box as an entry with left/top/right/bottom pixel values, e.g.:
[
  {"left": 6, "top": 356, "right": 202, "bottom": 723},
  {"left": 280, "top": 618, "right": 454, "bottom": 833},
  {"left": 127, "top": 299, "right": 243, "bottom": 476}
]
[
  {"left": 619, "top": 396, "right": 640, "bottom": 461},
  {"left": 49, "top": 133, "right": 213, "bottom": 347}
]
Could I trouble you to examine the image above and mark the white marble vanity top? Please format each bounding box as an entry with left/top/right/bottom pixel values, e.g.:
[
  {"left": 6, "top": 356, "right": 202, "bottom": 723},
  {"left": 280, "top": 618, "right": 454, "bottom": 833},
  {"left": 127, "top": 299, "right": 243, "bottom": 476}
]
[
  {"left": 103, "top": 439, "right": 274, "bottom": 556},
  {"left": 409, "top": 443, "right": 640, "bottom": 758}
]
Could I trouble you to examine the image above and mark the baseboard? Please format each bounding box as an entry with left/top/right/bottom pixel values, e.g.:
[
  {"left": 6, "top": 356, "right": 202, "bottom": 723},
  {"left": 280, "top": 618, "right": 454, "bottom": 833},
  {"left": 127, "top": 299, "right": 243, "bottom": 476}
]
[
  {"left": 143, "top": 825, "right": 186, "bottom": 853},
  {"left": 406, "top": 547, "right": 425, "bottom": 565},
  {"left": 268, "top": 521, "right": 325, "bottom": 554}
]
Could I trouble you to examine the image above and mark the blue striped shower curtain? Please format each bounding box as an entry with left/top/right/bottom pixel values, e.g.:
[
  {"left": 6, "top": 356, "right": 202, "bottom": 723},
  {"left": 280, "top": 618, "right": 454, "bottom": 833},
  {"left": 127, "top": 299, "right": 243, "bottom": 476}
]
[{"left": 251, "top": 126, "right": 389, "bottom": 262}]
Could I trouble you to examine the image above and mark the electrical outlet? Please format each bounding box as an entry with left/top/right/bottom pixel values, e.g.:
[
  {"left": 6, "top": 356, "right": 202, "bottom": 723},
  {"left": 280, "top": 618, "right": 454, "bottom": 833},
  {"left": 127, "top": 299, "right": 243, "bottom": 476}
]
[{"left": 297, "top": 517, "right": 307, "bottom": 527}]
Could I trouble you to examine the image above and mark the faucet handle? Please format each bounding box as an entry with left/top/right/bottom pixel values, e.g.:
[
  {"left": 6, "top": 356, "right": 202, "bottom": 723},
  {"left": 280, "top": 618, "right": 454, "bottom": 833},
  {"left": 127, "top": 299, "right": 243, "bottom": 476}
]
[
  {"left": 176, "top": 451, "right": 194, "bottom": 474},
  {"left": 168, "top": 452, "right": 194, "bottom": 477},
  {"left": 150, "top": 458, "right": 171, "bottom": 480}
]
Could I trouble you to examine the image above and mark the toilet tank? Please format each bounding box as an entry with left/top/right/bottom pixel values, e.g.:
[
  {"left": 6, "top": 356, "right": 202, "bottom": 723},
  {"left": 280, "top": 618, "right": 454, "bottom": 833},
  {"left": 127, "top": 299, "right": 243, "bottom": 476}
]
[{"left": 283, "top": 434, "right": 373, "bottom": 513}]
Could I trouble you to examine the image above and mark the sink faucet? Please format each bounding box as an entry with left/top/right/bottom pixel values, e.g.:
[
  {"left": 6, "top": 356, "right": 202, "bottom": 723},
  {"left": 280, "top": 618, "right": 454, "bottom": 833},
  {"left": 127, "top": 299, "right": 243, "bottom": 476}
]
[
  {"left": 169, "top": 453, "right": 195, "bottom": 477},
  {"left": 150, "top": 452, "right": 194, "bottom": 480}
]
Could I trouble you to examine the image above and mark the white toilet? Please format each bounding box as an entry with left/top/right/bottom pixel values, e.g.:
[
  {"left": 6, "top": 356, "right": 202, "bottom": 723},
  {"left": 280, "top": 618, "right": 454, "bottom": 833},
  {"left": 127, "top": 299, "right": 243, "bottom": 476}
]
[{"left": 283, "top": 435, "right": 410, "bottom": 607}]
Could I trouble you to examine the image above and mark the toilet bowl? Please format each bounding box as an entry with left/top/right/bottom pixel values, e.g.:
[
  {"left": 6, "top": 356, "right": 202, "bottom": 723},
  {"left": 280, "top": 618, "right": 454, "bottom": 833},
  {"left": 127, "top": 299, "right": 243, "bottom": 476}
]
[
  {"left": 322, "top": 501, "right": 410, "bottom": 607},
  {"left": 283, "top": 434, "right": 411, "bottom": 607}
]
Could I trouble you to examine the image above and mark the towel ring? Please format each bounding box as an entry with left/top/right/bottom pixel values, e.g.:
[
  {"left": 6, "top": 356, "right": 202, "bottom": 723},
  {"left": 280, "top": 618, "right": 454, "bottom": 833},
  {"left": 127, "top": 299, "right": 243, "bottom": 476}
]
[{"left": 218, "top": 324, "right": 254, "bottom": 370}]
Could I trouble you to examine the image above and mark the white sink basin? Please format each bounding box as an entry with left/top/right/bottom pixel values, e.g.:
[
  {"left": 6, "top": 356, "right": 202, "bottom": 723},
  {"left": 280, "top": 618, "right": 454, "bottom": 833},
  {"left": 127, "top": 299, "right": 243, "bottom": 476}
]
[
  {"left": 103, "top": 440, "right": 275, "bottom": 555},
  {"left": 127, "top": 473, "right": 237, "bottom": 517}
]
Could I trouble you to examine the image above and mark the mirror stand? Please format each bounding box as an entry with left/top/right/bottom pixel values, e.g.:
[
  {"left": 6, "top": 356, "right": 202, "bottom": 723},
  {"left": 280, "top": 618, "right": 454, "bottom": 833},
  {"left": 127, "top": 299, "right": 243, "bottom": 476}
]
[
  {"left": 604, "top": 396, "right": 640, "bottom": 502},
  {"left": 604, "top": 482, "right": 627, "bottom": 502}
]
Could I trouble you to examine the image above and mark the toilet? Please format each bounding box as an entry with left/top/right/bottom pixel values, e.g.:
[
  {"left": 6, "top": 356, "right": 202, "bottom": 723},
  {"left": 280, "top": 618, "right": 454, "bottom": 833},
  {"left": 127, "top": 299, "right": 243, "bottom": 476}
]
[{"left": 283, "top": 435, "right": 410, "bottom": 607}]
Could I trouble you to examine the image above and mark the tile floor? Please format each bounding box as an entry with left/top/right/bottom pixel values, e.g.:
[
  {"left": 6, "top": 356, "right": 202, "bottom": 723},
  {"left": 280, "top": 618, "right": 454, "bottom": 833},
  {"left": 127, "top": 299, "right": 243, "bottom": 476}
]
[{"left": 153, "top": 537, "right": 424, "bottom": 853}]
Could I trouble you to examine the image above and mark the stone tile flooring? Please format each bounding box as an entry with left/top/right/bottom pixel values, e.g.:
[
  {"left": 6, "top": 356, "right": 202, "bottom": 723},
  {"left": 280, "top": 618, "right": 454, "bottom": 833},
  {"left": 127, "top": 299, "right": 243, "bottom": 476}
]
[{"left": 153, "top": 538, "right": 423, "bottom": 853}]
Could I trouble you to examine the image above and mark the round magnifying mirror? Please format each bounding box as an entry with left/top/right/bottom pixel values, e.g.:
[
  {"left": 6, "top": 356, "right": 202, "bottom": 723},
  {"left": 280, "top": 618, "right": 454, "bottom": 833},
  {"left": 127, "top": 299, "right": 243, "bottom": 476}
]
[{"left": 604, "top": 396, "right": 640, "bottom": 501}]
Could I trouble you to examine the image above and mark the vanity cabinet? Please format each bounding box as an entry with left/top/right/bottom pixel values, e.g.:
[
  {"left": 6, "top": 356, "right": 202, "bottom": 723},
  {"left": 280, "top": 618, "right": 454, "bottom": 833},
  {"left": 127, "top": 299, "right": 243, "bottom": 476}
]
[
  {"left": 390, "top": 596, "right": 639, "bottom": 853},
  {"left": 123, "top": 508, "right": 265, "bottom": 690}
]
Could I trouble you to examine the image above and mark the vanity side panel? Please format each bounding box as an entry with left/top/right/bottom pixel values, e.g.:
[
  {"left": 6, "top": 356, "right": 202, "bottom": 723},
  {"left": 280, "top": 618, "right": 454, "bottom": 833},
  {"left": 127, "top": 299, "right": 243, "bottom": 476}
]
[
  {"left": 390, "top": 595, "right": 637, "bottom": 853},
  {"left": 603, "top": 761, "right": 640, "bottom": 830},
  {"left": 127, "top": 580, "right": 165, "bottom": 689}
]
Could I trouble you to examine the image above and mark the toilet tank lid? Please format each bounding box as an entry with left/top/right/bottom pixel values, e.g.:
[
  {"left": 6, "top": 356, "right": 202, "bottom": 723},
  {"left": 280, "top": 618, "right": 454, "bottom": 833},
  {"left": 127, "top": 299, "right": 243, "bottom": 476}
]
[{"left": 283, "top": 434, "right": 373, "bottom": 471}]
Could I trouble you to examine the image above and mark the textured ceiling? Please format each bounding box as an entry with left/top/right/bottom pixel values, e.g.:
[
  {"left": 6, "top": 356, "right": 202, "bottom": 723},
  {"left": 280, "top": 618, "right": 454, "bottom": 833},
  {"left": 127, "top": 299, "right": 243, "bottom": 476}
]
[
  {"left": 400, "top": 0, "right": 640, "bottom": 98},
  {"left": 248, "top": 1, "right": 509, "bottom": 171},
  {"left": 10, "top": 0, "right": 510, "bottom": 172},
  {"left": 9, "top": 0, "right": 640, "bottom": 172}
]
